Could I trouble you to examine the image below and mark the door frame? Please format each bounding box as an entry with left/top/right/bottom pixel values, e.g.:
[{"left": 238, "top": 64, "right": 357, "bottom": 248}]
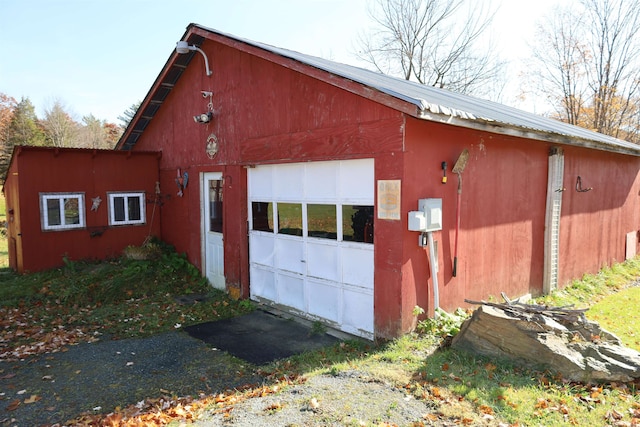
[{"left": 201, "top": 171, "right": 225, "bottom": 289}]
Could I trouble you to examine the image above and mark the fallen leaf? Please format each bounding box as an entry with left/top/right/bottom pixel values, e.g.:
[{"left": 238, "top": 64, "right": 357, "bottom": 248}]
[
  {"left": 6, "top": 399, "right": 21, "bottom": 411},
  {"left": 479, "top": 404, "right": 494, "bottom": 415},
  {"left": 24, "top": 395, "right": 41, "bottom": 404}
]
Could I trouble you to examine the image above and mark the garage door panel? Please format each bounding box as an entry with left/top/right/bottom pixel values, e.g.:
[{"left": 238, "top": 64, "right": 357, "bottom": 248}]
[
  {"left": 305, "top": 163, "right": 337, "bottom": 200},
  {"left": 249, "top": 234, "right": 275, "bottom": 267},
  {"left": 342, "top": 246, "right": 374, "bottom": 289},
  {"left": 307, "top": 279, "right": 341, "bottom": 323},
  {"left": 275, "top": 164, "right": 304, "bottom": 200},
  {"left": 342, "top": 286, "right": 374, "bottom": 335},
  {"left": 276, "top": 273, "right": 305, "bottom": 311},
  {"left": 307, "top": 242, "right": 339, "bottom": 282},
  {"left": 340, "top": 159, "right": 374, "bottom": 201},
  {"left": 250, "top": 266, "right": 276, "bottom": 302},
  {"left": 275, "top": 238, "right": 305, "bottom": 274},
  {"left": 248, "top": 167, "right": 273, "bottom": 199}
]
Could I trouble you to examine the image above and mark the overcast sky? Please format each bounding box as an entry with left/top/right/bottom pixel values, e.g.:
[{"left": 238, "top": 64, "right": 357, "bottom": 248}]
[{"left": 0, "top": 0, "right": 559, "bottom": 124}]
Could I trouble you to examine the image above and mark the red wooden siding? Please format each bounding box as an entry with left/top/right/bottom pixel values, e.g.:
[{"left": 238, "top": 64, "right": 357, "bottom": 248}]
[
  {"left": 131, "top": 38, "right": 405, "bottom": 310},
  {"left": 125, "top": 30, "right": 640, "bottom": 338},
  {"left": 560, "top": 146, "right": 640, "bottom": 283},
  {"left": 402, "top": 120, "right": 548, "bottom": 318},
  {"left": 3, "top": 147, "right": 160, "bottom": 273}
]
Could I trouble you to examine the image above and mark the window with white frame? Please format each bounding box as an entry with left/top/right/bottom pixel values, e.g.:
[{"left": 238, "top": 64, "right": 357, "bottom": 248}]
[
  {"left": 108, "top": 192, "right": 146, "bottom": 226},
  {"left": 40, "top": 193, "right": 86, "bottom": 231}
]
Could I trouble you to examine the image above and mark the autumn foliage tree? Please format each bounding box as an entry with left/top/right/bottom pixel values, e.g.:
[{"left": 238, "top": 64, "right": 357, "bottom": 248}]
[{"left": 0, "top": 93, "right": 124, "bottom": 179}]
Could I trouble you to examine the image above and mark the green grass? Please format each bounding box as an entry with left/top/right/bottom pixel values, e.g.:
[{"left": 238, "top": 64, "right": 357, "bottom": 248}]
[{"left": 0, "top": 241, "right": 254, "bottom": 356}]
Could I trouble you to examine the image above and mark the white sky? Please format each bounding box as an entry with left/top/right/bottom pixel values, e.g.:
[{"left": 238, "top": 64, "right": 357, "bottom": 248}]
[{"left": 0, "top": 0, "right": 560, "bottom": 124}]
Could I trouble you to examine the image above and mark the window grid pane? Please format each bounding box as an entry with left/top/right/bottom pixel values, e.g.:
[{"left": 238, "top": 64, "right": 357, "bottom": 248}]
[
  {"left": 108, "top": 192, "right": 145, "bottom": 226},
  {"left": 46, "top": 198, "right": 62, "bottom": 226},
  {"left": 64, "top": 198, "right": 80, "bottom": 225},
  {"left": 251, "top": 202, "right": 273, "bottom": 232},
  {"left": 127, "top": 196, "right": 141, "bottom": 221},
  {"left": 277, "top": 203, "right": 302, "bottom": 236},
  {"left": 307, "top": 204, "right": 337, "bottom": 240},
  {"left": 41, "top": 193, "right": 85, "bottom": 231},
  {"left": 342, "top": 205, "right": 374, "bottom": 244}
]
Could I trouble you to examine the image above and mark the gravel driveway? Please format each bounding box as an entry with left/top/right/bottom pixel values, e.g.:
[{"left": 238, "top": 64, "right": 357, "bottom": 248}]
[{"left": 0, "top": 331, "right": 261, "bottom": 426}]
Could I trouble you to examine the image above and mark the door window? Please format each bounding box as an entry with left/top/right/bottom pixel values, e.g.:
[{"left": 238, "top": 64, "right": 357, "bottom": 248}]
[{"left": 208, "top": 180, "right": 223, "bottom": 233}]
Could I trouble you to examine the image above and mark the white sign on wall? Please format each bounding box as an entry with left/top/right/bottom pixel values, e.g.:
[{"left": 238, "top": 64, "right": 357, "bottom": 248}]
[{"left": 377, "top": 180, "right": 401, "bottom": 220}]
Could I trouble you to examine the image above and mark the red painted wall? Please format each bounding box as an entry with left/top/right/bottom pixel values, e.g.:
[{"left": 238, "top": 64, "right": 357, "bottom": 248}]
[
  {"left": 560, "top": 146, "right": 640, "bottom": 283},
  {"left": 4, "top": 147, "right": 161, "bottom": 273},
  {"left": 127, "top": 30, "right": 640, "bottom": 338},
  {"left": 402, "top": 121, "right": 548, "bottom": 317},
  {"left": 131, "top": 38, "right": 405, "bottom": 316}
]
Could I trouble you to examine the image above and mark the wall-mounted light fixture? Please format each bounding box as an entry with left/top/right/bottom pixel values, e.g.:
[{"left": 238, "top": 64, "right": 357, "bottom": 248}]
[
  {"left": 175, "top": 41, "right": 212, "bottom": 76},
  {"left": 193, "top": 90, "right": 215, "bottom": 123},
  {"left": 194, "top": 111, "right": 213, "bottom": 123}
]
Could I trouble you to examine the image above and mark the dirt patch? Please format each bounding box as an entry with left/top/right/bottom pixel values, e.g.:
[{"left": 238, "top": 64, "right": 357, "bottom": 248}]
[{"left": 195, "top": 369, "right": 500, "bottom": 426}]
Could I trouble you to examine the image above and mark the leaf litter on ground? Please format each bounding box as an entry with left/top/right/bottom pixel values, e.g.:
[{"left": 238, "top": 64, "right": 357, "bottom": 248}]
[{"left": 2, "top": 245, "right": 640, "bottom": 426}]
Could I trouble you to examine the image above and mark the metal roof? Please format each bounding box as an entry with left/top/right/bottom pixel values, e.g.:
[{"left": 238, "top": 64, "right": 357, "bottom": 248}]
[{"left": 118, "top": 24, "right": 640, "bottom": 156}]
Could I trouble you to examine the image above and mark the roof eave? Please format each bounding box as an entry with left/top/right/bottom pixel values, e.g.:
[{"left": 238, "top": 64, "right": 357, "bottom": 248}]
[{"left": 416, "top": 109, "right": 640, "bottom": 157}]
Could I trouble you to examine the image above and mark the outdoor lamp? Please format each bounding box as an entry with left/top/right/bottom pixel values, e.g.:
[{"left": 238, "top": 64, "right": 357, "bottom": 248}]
[
  {"left": 193, "top": 111, "right": 213, "bottom": 123},
  {"left": 175, "top": 41, "right": 212, "bottom": 76}
]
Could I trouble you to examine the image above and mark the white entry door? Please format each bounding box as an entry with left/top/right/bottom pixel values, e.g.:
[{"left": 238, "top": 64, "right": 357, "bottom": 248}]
[
  {"left": 202, "top": 172, "right": 225, "bottom": 290},
  {"left": 248, "top": 159, "right": 375, "bottom": 339}
]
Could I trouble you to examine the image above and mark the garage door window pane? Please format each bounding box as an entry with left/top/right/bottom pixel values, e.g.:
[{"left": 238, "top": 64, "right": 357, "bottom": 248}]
[
  {"left": 308, "top": 204, "right": 337, "bottom": 240},
  {"left": 343, "top": 205, "right": 374, "bottom": 243},
  {"left": 278, "top": 203, "right": 302, "bottom": 236},
  {"left": 252, "top": 202, "right": 273, "bottom": 232}
]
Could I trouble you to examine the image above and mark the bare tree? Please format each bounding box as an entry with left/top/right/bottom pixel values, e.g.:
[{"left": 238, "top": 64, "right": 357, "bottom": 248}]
[
  {"left": 530, "top": 6, "right": 590, "bottom": 126},
  {"left": 357, "top": 0, "right": 504, "bottom": 99},
  {"left": 528, "top": 0, "right": 640, "bottom": 142},
  {"left": 582, "top": 0, "right": 640, "bottom": 139},
  {"left": 42, "top": 99, "right": 78, "bottom": 147},
  {"left": 77, "top": 114, "right": 111, "bottom": 149}
]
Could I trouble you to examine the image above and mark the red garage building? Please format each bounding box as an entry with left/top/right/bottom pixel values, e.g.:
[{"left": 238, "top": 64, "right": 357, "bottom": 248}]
[{"left": 7, "top": 24, "right": 640, "bottom": 339}]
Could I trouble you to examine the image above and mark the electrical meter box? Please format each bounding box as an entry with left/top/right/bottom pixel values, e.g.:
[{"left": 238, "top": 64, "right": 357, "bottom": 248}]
[{"left": 408, "top": 198, "right": 442, "bottom": 232}]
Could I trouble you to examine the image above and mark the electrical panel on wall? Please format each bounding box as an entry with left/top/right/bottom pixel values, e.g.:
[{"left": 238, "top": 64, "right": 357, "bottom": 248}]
[{"left": 408, "top": 198, "right": 442, "bottom": 232}]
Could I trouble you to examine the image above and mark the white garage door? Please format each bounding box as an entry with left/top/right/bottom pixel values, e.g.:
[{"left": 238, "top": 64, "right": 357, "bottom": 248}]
[{"left": 248, "top": 159, "right": 375, "bottom": 339}]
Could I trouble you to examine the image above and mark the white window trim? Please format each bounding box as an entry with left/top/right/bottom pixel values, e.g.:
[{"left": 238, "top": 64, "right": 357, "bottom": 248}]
[
  {"left": 107, "top": 192, "right": 146, "bottom": 226},
  {"left": 40, "top": 192, "right": 86, "bottom": 231}
]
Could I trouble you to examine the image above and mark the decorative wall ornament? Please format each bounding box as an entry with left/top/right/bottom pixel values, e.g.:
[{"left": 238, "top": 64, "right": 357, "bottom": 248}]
[
  {"left": 206, "top": 133, "right": 219, "bottom": 159},
  {"left": 91, "top": 196, "right": 102, "bottom": 211},
  {"left": 176, "top": 168, "right": 189, "bottom": 197}
]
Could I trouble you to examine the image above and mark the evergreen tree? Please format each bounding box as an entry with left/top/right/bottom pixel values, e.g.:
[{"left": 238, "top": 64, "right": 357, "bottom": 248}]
[{"left": 0, "top": 97, "right": 45, "bottom": 179}]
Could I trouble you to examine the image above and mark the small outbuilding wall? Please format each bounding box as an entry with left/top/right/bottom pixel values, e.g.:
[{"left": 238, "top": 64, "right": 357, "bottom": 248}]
[{"left": 3, "top": 146, "right": 161, "bottom": 273}]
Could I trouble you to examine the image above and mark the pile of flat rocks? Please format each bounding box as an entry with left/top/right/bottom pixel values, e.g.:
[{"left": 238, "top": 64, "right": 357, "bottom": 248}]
[{"left": 452, "top": 296, "right": 640, "bottom": 383}]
